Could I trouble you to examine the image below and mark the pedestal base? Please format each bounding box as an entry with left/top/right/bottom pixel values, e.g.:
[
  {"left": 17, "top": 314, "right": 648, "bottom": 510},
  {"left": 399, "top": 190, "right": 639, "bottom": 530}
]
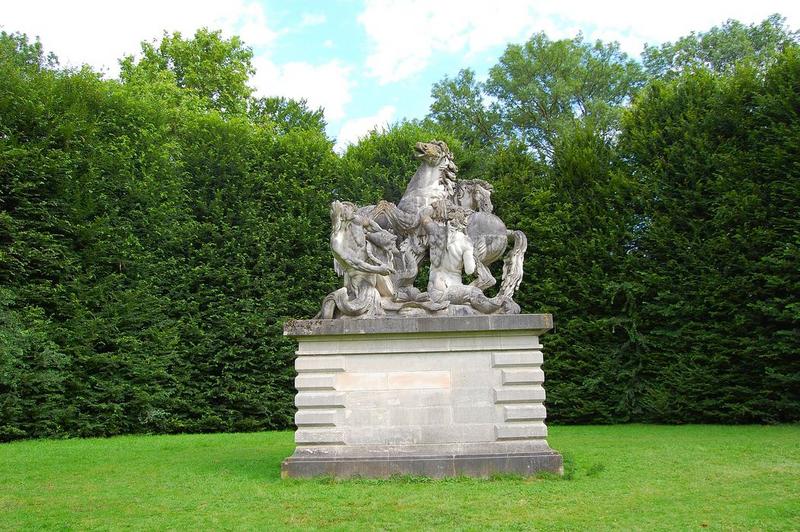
[
  {"left": 282, "top": 451, "right": 563, "bottom": 479},
  {"left": 282, "top": 315, "right": 561, "bottom": 479}
]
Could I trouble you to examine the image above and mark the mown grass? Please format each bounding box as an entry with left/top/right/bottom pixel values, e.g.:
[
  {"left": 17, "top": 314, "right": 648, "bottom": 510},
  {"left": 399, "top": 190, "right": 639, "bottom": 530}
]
[{"left": 1, "top": 425, "right": 798, "bottom": 530}]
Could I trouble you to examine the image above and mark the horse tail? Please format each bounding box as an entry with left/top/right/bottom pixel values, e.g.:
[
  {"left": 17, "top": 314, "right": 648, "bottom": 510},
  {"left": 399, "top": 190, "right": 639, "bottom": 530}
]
[{"left": 499, "top": 230, "right": 528, "bottom": 299}]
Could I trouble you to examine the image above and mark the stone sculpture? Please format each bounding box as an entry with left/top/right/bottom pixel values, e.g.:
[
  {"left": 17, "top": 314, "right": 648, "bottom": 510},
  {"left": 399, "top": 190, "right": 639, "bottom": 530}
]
[{"left": 317, "top": 140, "right": 528, "bottom": 319}]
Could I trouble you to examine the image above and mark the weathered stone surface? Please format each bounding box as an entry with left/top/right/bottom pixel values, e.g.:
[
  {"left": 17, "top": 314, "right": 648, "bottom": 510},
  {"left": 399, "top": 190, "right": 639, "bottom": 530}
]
[
  {"left": 281, "top": 315, "right": 560, "bottom": 478},
  {"left": 295, "top": 410, "right": 338, "bottom": 427},
  {"left": 294, "top": 428, "right": 345, "bottom": 445},
  {"left": 495, "top": 422, "right": 548, "bottom": 440},
  {"left": 295, "top": 355, "right": 346, "bottom": 372},
  {"left": 285, "top": 314, "right": 552, "bottom": 337},
  {"left": 281, "top": 451, "right": 563, "bottom": 479},
  {"left": 493, "top": 386, "right": 547, "bottom": 403},
  {"left": 492, "top": 350, "right": 544, "bottom": 367},
  {"left": 295, "top": 391, "right": 345, "bottom": 408},
  {"left": 295, "top": 374, "right": 337, "bottom": 390},
  {"left": 501, "top": 368, "right": 545, "bottom": 385},
  {"left": 503, "top": 404, "right": 547, "bottom": 421}
]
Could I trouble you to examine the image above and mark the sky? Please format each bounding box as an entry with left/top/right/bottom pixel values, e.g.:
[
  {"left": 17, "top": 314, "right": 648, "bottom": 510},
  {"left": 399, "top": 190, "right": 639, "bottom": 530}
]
[{"left": 3, "top": 1, "right": 799, "bottom": 152}]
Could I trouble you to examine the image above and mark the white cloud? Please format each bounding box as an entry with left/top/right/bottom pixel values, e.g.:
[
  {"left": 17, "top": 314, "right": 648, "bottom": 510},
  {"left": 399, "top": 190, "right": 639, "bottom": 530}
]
[
  {"left": 235, "top": 2, "right": 281, "bottom": 48},
  {"left": 358, "top": 0, "right": 542, "bottom": 84},
  {"left": 334, "top": 105, "right": 396, "bottom": 153},
  {"left": 0, "top": 0, "right": 278, "bottom": 77},
  {"left": 252, "top": 58, "right": 354, "bottom": 121},
  {"left": 299, "top": 13, "right": 327, "bottom": 27},
  {"left": 525, "top": 1, "right": 800, "bottom": 57},
  {"left": 359, "top": 0, "right": 800, "bottom": 83}
]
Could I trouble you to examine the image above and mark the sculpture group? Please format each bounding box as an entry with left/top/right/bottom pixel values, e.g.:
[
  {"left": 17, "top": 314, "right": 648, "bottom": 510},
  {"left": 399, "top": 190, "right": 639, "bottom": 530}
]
[{"left": 317, "top": 141, "right": 528, "bottom": 319}]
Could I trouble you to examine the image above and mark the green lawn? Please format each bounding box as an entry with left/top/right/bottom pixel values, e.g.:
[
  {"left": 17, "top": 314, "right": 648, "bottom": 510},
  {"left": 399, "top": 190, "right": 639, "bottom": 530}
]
[{"left": 1, "top": 425, "right": 798, "bottom": 530}]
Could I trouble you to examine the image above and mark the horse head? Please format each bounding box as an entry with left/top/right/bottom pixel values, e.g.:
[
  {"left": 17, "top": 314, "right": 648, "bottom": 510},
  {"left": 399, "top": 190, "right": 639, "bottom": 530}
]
[
  {"left": 414, "top": 140, "right": 458, "bottom": 180},
  {"left": 455, "top": 179, "right": 494, "bottom": 213}
]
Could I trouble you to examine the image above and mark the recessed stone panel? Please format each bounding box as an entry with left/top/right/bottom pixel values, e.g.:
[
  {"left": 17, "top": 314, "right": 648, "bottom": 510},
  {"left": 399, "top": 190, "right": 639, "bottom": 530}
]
[
  {"left": 503, "top": 404, "right": 547, "bottom": 421},
  {"left": 336, "top": 372, "right": 388, "bottom": 391},
  {"left": 388, "top": 406, "right": 452, "bottom": 426},
  {"left": 492, "top": 350, "right": 543, "bottom": 367},
  {"left": 493, "top": 386, "right": 546, "bottom": 403},
  {"left": 295, "top": 374, "right": 337, "bottom": 390},
  {"left": 501, "top": 368, "right": 545, "bottom": 385},
  {"left": 387, "top": 371, "right": 450, "bottom": 390},
  {"left": 495, "top": 422, "right": 548, "bottom": 440},
  {"left": 295, "top": 428, "right": 345, "bottom": 445},
  {"left": 295, "top": 409, "right": 338, "bottom": 426},
  {"left": 295, "top": 391, "right": 345, "bottom": 408},
  {"left": 296, "top": 356, "right": 346, "bottom": 373}
]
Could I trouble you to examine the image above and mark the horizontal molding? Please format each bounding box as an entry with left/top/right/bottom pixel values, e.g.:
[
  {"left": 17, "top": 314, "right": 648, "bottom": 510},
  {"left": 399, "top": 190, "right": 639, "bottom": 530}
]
[
  {"left": 286, "top": 314, "right": 553, "bottom": 337},
  {"left": 492, "top": 351, "right": 543, "bottom": 367},
  {"left": 296, "top": 356, "right": 346, "bottom": 373},
  {"left": 297, "top": 336, "right": 541, "bottom": 356},
  {"left": 501, "top": 369, "right": 545, "bottom": 385},
  {"left": 493, "top": 386, "right": 546, "bottom": 404},
  {"left": 495, "top": 423, "right": 548, "bottom": 440},
  {"left": 295, "top": 374, "right": 337, "bottom": 390},
  {"left": 295, "top": 428, "right": 345, "bottom": 445},
  {"left": 295, "top": 409, "right": 338, "bottom": 427},
  {"left": 295, "top": 391, "right": 345, "bottom": 408},
  {"left": 504, "top": 405, "right": 547, "bottom": 422}
]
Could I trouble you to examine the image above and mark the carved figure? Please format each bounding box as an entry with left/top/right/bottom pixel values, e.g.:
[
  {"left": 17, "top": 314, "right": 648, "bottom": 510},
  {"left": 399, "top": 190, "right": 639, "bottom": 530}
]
[
  {"left": 422, "top": 201, "right": 519, "bottom": 315},
  {"left": 316, "top": 201, "right": 395, "bottom": 319},
  {"left": 315, "top": 141, "right": 528, "bottom": 319}
]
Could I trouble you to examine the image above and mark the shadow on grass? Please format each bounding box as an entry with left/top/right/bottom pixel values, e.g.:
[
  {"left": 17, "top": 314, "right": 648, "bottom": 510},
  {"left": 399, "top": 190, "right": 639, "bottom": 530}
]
[
  {"left": 281, "top": 459, "right": 582, "bottom": 486},
  {"left": 280, "top": 450, "right": 607, "bottom": 485}
]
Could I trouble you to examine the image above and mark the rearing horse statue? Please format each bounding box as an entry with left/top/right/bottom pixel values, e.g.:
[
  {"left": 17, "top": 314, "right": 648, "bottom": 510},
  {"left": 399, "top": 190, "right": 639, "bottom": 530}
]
[
  {"left": 323, "top": 140, "right": 528, "bottom": 318},
  {"left": 377, "top": 141, "right": 527, "bottom": 302}
]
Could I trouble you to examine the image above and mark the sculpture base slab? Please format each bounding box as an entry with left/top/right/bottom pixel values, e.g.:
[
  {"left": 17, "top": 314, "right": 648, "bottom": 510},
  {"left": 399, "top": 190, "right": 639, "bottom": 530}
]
[
  {"left": 282, "top": 315, "right": 561, "bottom": 479},
  {"left": 282, "top": 451, "right": 563, "bottom": 479}
]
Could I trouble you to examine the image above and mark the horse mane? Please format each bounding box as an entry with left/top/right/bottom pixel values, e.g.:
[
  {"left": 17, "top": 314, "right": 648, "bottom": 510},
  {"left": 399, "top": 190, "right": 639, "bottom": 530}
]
[{"left": 432, "top": 141, "right": 458, "bottom": 183}]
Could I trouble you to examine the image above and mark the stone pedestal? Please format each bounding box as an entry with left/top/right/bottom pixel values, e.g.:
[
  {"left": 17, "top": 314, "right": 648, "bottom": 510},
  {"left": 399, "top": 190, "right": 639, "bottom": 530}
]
[{"left": 281, "top": 314, "right": 562, "bottom": 478}]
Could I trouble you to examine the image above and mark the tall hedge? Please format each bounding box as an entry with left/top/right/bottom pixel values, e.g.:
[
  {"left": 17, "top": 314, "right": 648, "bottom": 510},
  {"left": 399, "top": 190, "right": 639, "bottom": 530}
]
[
  {"left": 620, "top": 50, "right": 800, "bottom": 422},
  {"left": 1, "top": 31, "right": 337, "bottom": 439},
  {"left": 1, "top": 24, "right": 799, "bottom": 441}
]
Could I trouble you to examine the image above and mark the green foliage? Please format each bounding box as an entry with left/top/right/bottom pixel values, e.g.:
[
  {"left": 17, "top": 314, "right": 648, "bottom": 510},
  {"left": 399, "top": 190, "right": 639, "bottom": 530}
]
[
  {"left": 487, "top": 33, "right": 645, "bottom": 159},
  {"left": 425, "top": 17, "right": 798, "bottom": 424},
  {"left": 1, "top": 29, "right": 336, "bottom": 439},
  {"left": 643, "top": 13, "right": 800, "bottom": 77},
  {"left": 620, "top": 48, "right": 800, "bottom": 422},
  {"left": 248, "top": 96, "right": 327, "bottom": 135},
  {"left": 120, "top": 28, "right": 254, "bottom": 116},
  {"left": 489, "top": 129, "right": 642, "bottom": 422},
  {"left": 429, "top": 69, "right": 501, "bottom": 151},
  {"left": 429, "top": 33, "right": 645, "bottom": 160},
  {"left": 0, "top": 31, "right": 58, "bottom": 71},
  {"left": 0, "top": 288, "right": 68, "bottom": 441}
]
